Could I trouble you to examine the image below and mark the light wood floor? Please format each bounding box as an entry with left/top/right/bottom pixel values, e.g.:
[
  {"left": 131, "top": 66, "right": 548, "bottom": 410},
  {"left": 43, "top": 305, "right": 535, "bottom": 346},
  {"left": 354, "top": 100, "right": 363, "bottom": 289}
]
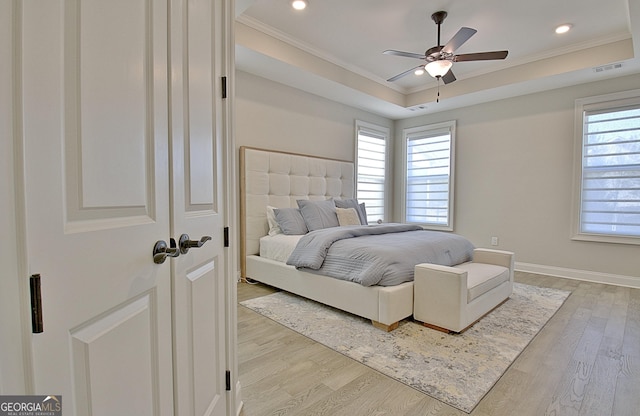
[{"left": 237, "top": 272, "right": 640, "bottom": 416}]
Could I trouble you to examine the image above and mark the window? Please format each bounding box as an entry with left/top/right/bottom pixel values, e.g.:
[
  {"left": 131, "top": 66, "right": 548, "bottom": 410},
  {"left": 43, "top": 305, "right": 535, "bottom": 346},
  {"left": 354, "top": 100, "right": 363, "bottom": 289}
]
[
  {"left": 573, "top": 90, "right": 640, "bottom": 244},
  {"left": 402, "top": 121, "right": 455, "bottom": 230},
  {"left": 355, "top": 121, "right": 389, "bottom": 223}
]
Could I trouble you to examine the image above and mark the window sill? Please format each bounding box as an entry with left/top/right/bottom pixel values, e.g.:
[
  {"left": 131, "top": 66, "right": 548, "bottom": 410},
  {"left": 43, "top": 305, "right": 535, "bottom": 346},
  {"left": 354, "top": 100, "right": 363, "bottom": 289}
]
[{"left": 572, "top": 233, "right": 640, "bottom": 246}]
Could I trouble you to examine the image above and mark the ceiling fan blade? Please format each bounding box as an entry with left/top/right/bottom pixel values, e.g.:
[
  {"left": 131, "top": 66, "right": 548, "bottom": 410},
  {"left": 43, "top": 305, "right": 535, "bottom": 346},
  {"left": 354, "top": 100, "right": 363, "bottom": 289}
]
[
  {"left": 383, "top": 49, "right": 426, "bottom": 60},
  {"left": 453, "top": 51, "right": 508, "bottom": 62},
  {"left": 441, "top": 69, "right": 456, "bottom": 84},
  {"left": 441, "top": 27, "right": 477, "bottom": 54},
  {"left": 387, "top": 66, "right": 424, "bottom": 82}
]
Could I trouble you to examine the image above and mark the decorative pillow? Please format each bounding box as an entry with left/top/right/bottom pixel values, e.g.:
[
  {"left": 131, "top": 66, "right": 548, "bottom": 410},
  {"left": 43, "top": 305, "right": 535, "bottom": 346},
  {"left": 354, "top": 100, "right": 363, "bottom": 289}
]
[
  {"left": 266, "top": 206, "right": 282, "bottom": 236},
  {"left": 273, "top": 208, "right": 308, "bottom": 235},
  {"left": 334, "top": 198, "right": 368, "bottom": 225},
  {"left": 336, "top": 207, "right": 361, "bottom": 226},
  {"left": 359, "top": 202, "right": 368, "bottom": 225},
  {"left": 296, "top": 199, "right": 339, "bottom": 231}
]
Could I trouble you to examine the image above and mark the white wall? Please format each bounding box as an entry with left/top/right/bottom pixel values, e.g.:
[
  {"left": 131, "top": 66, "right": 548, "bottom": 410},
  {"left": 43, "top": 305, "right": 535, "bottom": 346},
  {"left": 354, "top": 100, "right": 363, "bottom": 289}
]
[
  {"left": 235, "top": 70, "right": 393, "bottom": 161},
  {"left": 395, "top": 73, "right": 640, "bottom": 283},
  {"left": 236, "top": 68, "right": 640, "bottom": 285}
]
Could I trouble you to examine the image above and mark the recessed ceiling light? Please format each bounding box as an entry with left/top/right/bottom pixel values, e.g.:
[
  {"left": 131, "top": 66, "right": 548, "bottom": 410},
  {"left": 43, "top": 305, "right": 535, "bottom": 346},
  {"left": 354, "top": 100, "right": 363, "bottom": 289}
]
[
  {"left": 292, "top": 0, "right": 308, "bottom": 10},
  {"left": 414, "top": 68, "right": 425, "bottom": 76},
  {"left": 555, "top": 23, "right": 573, "bottom": 34}
]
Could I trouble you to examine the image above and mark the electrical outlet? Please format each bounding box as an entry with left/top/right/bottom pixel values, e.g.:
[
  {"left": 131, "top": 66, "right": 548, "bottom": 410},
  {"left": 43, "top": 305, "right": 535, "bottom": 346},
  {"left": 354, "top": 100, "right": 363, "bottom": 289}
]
[{"left": 491, "top": 236, "right": 499, "bottom": 246}]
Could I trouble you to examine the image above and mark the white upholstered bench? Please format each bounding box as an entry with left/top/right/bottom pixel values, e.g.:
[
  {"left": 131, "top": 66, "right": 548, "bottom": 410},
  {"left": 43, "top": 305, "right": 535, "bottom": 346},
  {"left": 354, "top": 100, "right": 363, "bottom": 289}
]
[{"left": 413, "top": 248, "right": 515, "bottom": 333}]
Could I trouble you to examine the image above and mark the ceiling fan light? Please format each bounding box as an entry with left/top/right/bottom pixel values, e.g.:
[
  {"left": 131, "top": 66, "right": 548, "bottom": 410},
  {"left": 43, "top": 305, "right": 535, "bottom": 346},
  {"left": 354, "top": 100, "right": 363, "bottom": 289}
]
[
  {"left": 291, "top": 0, "right": 308, "bottom": 10},
  {"left": 425, "top": 60, "right": 452, "bottom": 78},
  {"left": 555, "top": 23, "right": 573, "bottom": 34}
]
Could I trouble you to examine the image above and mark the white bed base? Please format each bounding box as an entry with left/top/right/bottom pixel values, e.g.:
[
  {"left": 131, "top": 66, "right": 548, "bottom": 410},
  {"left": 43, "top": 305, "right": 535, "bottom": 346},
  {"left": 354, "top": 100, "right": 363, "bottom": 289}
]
[
  {"left": 246, "top": 256, "right": 413, "bottom": 330},
  {"left": 240, "top": 146, "right": 413, "bottom": 330}
]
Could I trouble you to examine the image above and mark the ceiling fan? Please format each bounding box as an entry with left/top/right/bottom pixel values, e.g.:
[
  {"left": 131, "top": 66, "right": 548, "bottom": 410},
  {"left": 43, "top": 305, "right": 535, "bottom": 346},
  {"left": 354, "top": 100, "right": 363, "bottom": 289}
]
[{"left": 384, "top": 11, "right": 508, "bottom": 84}]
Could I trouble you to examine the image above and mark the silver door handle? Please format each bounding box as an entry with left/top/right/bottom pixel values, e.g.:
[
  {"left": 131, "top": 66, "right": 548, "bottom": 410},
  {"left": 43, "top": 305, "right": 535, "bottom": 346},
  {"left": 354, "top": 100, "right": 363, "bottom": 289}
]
[
  {"left": 178, "top": 234, "right": 212, "bottom": 254},
  {"left": 153, "top": 238, "right": 180, "bottom": 264}
]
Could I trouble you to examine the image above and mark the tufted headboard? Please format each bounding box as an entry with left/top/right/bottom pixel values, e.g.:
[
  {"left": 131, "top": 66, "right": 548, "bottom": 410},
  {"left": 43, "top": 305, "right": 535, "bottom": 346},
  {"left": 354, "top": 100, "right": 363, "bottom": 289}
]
[{"left": 239, "top": 146, "right": 355, "bottom": 277}]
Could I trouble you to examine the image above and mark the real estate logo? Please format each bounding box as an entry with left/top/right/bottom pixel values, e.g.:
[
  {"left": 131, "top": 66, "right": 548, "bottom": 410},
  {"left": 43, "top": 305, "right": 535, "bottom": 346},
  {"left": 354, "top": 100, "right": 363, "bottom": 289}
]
[{"left": 0, "top": 395, "right": 61, "bottom": 416}]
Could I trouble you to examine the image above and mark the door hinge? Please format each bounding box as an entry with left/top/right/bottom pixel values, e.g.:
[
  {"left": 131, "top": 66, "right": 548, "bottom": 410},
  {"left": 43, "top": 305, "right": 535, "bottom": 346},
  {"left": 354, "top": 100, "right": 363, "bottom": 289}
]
[
  {"left": 225, "top": 370, "right": 231, "bottom": 391},
  {"left": 221, "top": 76, "right": 227, "bottom": 99},
  {"left": 30, "top": 274, "right": 43, "bottom": 333},
  {"left": 224, "top": 227, "right": 229, "bottom": 248}
]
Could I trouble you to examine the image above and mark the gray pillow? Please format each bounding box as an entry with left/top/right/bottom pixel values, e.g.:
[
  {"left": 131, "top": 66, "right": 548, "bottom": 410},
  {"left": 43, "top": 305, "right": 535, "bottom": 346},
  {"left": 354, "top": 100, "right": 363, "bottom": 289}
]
[
  {"left": 358, "top": 202, "right": 368, "bottom": 225},
  {"left": 297, "top": 199, "right": 339, "bottom": 231},
  {"left": 334, "top": 198, "right": 368, "bottom": 225},
  {"left": 273, "top": 208, "right": 308, "bottom": 235}
]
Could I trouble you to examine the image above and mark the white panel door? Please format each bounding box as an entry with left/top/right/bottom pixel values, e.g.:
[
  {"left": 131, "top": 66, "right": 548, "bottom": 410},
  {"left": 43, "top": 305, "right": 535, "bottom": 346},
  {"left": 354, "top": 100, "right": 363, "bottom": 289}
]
[
  {"left": 20, "top": 0, "right": 231, "bottom": 413},
  {"left": 21, "top": 0, "right": 174, "bottom": 413},
  {"left": 169, "top": 0, "right": 228, "bottom": 415}
]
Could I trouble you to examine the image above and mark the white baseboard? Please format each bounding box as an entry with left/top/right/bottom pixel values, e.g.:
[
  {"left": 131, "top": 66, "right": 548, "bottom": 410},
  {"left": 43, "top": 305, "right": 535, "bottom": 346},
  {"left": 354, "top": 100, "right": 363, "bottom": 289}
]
[{"left": 515, "top": 262, "right": 640, "bottom": 289}]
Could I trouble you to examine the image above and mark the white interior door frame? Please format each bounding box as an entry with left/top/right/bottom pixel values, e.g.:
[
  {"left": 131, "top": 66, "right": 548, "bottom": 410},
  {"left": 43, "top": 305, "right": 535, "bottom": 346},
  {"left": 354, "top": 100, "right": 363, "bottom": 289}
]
[
  {"left": 219, "top": 0, "right": 241, "bottom": 412},
  {"left": 0, "top": 0, "right": 33, "bottom": 395}
]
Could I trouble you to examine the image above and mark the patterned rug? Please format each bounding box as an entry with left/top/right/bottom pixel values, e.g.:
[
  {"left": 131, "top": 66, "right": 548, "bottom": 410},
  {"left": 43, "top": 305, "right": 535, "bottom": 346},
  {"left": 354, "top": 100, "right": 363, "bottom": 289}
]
[{"left": 240, "top": 282, "right": 571, "bottom": 413}]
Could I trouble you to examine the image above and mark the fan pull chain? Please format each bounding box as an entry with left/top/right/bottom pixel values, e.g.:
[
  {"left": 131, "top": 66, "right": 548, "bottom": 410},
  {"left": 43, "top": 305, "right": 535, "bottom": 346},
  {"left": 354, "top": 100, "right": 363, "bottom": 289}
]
[{"left": 436, "top": 76, "right": 441, "bottom": 103}]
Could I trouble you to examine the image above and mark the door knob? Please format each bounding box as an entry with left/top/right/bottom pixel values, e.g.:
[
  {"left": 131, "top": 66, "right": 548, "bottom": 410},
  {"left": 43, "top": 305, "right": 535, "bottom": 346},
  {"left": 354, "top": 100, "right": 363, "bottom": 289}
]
[
  {"left": 153, "top": 238, "right": 180, "bottom": 264},
  {"left": 178, "top": 234, "right": 212, "bottom": 254}
]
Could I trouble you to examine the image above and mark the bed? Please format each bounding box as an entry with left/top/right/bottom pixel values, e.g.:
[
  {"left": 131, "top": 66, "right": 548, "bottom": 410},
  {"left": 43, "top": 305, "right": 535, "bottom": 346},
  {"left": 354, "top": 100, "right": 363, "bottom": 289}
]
[{"left": 239, "top": 146, "right": 475, "bottom": 331}]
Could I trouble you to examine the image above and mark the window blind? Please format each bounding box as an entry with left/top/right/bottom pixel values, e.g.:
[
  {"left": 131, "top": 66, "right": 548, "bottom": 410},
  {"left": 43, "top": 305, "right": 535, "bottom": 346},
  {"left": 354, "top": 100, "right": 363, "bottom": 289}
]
[
  {"left": 580, "top": 105, "right": 640, "bottom": 237},
  {"left": 356, "top": 129, "right": 386, "bottom": 223},
  {"left": 405, "top": 127, "right": 453, "bottom": 228}
]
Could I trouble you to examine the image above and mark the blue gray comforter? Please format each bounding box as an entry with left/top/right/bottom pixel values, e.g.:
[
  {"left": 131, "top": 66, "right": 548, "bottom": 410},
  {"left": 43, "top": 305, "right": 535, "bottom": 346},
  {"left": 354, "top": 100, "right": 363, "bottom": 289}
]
[{"left": 286, "top": 223, "right": 475, "bottom": 286}]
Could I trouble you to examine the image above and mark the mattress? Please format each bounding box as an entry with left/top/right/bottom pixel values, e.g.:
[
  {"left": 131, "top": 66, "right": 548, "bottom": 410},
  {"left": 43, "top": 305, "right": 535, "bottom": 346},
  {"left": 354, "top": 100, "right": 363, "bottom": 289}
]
[{"left": 259, "top": 234, "right": 302, "bottom": 263}]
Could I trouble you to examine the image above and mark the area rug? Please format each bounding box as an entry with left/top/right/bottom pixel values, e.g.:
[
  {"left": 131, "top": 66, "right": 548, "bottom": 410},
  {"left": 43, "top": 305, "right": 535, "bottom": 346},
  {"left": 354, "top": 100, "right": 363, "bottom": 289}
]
[{"left": 240, "top": 282, "right": 571, "bottom": 413}]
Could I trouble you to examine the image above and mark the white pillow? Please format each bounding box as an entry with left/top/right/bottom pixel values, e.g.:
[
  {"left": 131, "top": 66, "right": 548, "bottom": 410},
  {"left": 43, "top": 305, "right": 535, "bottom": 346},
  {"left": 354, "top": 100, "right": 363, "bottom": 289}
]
[
  {"left": 266, "top": 206, "right": 282, "bottom": 236},
  {"left": 336, "top": 207, "right": 361, "bottom": 226},
  {"left": 334, "top": 198, "right": 368, "bottom": 225}
]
